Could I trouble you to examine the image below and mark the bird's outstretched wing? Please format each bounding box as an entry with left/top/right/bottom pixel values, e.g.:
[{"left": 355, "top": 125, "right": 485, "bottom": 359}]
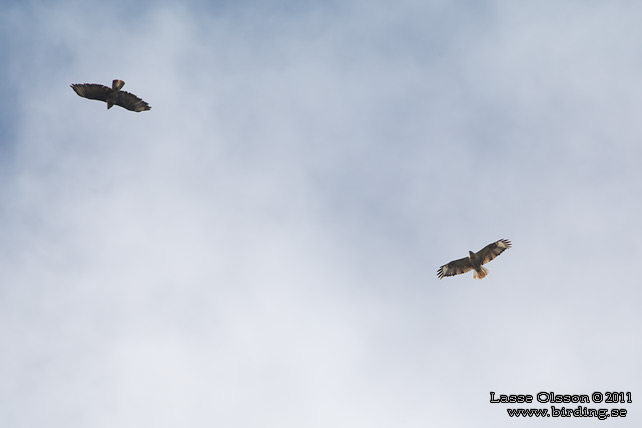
[
  {"left": 115, "top": 90, "right": 151, "bottom": 112},
  {"left": 476, "top": 239, "right": 511, "bottom": 265},
  {"left": 70, "top": 84, "right": 111, "bottom": 101},
  {"left": 437, "top": 257, "right": 474, "bottom": 279}
]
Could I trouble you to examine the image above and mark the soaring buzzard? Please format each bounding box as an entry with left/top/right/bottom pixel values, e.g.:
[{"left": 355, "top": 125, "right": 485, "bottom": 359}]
[
  {"left": 70, "top": 79, "right": 151, "bottom": 112},
  {"left": 437, "top": 239, "right": 511, "bottom": 279}
]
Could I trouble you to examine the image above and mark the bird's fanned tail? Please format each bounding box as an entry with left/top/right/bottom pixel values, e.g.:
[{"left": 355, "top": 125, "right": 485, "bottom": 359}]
[{"left": 473, "top": 266, "right": 488, "bottom": 279}]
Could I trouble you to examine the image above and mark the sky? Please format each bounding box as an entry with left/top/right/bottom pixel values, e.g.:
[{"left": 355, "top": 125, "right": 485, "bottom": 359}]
[{"left": 1, "top": 0, "right": 641, "bottom": 426}]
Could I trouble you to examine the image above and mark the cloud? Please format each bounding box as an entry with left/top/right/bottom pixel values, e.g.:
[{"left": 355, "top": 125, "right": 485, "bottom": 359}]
[{"left": 1, "top": 1, "right": 641, "bottom": 426}]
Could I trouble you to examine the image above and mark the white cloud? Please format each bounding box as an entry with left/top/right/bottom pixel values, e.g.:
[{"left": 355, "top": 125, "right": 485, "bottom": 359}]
[{"left": 1, "top": 1, "right": 641, "bottom": 426}]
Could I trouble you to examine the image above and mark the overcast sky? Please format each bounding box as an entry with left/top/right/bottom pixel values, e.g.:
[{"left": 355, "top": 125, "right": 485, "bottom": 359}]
[{"left": 1, "top": 0, "right": 641, "bottom": 426}]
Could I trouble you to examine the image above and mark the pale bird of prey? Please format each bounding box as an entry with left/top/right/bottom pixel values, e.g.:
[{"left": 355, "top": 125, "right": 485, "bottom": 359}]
[
  {"left": 70, "top": 79, "right": 151, "bottom": 112},
  {"left": 437, "top": 239, "right": 511, "bottom": 279}
]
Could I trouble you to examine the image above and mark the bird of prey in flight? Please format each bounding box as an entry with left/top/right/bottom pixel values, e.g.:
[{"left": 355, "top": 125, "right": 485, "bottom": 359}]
[
  {"left": 437, "top": 239, "right": 511, "bottom": 279},
  {"left": 71, "top": 79, "right": 151, "bottom": 112}
]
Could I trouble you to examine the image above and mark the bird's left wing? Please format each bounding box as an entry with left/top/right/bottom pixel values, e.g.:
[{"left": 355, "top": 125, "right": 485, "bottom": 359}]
[
  {"left": 437, "top": 257, "right": 474, "bottom": 279},
  {"left": 476, "top": 239, "right": 511, "bottom": 265},
  {"left": 70, "top": 84, "right": 111, "bottom": 101},
  {"left": 115, "top": 90, "right": 151, "bottom": 112}
]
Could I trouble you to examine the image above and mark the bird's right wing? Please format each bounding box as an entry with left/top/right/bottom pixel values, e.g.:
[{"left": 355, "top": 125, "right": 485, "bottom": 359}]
[
  {"left": 115, "top": 90, "right": 151, "bottom": 112},
  {"left": 437, "top": 257, "right": 473, "bottom": 279}
]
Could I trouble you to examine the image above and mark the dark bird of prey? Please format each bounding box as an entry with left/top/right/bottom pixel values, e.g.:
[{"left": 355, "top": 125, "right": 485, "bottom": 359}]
[
  {"left": 437, "top": 239, "right": 511, "bottom": 279},
  {"left": 70, "top": 79, "right": 151, "bottom": 112}
]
